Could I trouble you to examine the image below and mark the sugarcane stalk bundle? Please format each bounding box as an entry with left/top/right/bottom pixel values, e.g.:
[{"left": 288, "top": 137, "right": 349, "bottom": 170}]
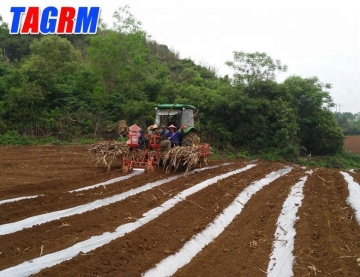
[
  {"left": 162, "top": 146, "right": 200, "bottom": 174},
  {"left": 88, "top": 141, "right": 129, "bottom": 171},
  {"left": 89, "top": 141, "right": 158, "bottom": 171},
  {"left": 88, "top": 139, "right": 209, "bottom": 174}
]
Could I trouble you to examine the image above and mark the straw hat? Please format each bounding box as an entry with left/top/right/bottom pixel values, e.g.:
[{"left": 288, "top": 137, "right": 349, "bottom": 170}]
[
  {"left": 129, "top": 124, "right": 141, "bottom": 132},
  {"left": 167, "top": 124, "right": 177, "bottom": 129}
]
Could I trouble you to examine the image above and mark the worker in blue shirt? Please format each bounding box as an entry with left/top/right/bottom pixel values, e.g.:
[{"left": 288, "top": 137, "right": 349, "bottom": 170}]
[{"left": 166, "top": 124, "right": 181, "bottom": 147}]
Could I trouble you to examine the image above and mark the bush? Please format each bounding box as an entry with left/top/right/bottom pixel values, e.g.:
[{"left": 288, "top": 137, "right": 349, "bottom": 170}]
[
  {"left": 297, "top": 152, "right": 360, "bottom": 170},
  {"left": 0, "top": 131, "right": 30, "bottom": 145},
  {"left": 0, "top": 131, "right": 62, "bottom": 145}
]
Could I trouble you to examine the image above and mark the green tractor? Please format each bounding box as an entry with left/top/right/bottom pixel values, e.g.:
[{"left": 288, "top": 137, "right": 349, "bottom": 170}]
[
  {"left": 120, "top": 103, "right": 210, "bottom": 173},
  {"left": 154, "top": 104, "right": 200, "bottom": 146}
]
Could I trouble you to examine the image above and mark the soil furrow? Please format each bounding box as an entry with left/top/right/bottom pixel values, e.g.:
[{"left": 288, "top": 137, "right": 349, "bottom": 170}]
[
  {"left": 174, "top": 167, "right": 307, "bottom": 276},
  {"left": 32, "top": 163, "right": 285, "bottom": 276},
  {"left": 1, "top": 145, "right": 359, "bottom": 276},
  {"left": 0, "top": 161, "right": 254, "bottom": 270},
  {"left": 293, "top": 169, "right": 360, "bottom": 277},
  {"left": 350, "top": 170, "right": 360, "bottom": 184},
  {"left": 0, "top": 162, "right": 230, "bottom": 224},
  {"left": 0, "top": 170, "right": 181, "bottom": 224}
]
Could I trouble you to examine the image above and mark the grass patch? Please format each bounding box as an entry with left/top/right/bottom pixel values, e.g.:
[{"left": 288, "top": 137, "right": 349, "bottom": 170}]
[
  {"left": 70, "top": 137, "right": 98, "bottom": 144},
  {"left": 210, "top": 147, "right": 251, "bottom": 160},
  {"left": 260, "top": 151, "right": 282, "bottom": 162},
  {"left": 0, "top": 131, "right": 64, "bottom": 145},
  {"left": 0, "top": 131, "right": 108, "bottom": 146},
  {"left": 297, "top": 152, "right": 360, "bottom": 170}
]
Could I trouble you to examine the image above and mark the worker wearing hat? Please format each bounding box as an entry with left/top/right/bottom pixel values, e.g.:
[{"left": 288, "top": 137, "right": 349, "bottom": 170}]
[
  {"left": 126, "top": 124, "right": 141, "bottom": 146},
  {"left": 166, "top": 124, "right": 180, "bottom": 147},
  {"left": 147, "top": 124, "right": 159, "bottom": 135}
]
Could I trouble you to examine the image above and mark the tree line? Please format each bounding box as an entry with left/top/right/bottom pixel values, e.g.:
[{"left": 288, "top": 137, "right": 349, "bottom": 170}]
[
  {"left": 0, "top": 7, "right": 345, "bottom": 159},
  {"left": 334, "top": 112, "right": 360, "bottom": 135}
]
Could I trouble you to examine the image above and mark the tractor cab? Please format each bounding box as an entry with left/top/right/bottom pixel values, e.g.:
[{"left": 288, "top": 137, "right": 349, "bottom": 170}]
[{"left": 154, "top": 104, "right": 197, "bottom": 143}]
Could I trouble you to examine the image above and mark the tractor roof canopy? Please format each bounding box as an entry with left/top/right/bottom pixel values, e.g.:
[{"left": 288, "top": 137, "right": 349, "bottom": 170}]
[{"left": 155, "top": 104, "right": 196, "bottom": 110}]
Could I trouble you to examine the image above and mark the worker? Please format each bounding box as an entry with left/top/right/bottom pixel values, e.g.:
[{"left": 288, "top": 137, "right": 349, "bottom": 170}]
[
  {"left": 145, "top": 124, "right": 160, "bottom": 148},
  {"left": 150, "top": 124, "right": 170, "bottom": 151},
  {"left": 147, "top": 124, "right": 158, "bottom": 135},
  {"left": 166, "top": 124, "right": 181, "bottom": 147},
  {"left": 126, "top": 124, "right": 141, "bottom": 147}
]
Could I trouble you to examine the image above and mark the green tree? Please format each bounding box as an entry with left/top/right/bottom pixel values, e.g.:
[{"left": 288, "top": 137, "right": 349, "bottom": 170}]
[
  {"left": 226, "top": 51, "right": 288, "bottom": 85},
  {"left": 21, "top": 35, "right": 82, "bottom": 108},
  {"left": 0, "top": 15, "right": 42, "bottom": 62},
  {"left": 87, "top": 30, "right": 149, "bottom": 100},
  {"left": 3, "top": 81, "right": 46, "bottom": 135},
  {"left": 282, "top": 76, "right": 343, "bottom": 155},
  {"left": 4, "top": 35, "right": 96, "bottom": 138},
  {"left": 112, "top": 5, "right": 143, "bottom": 34},
  {"left": 334, "top": 112, "right": 360, "bottom": 135}
]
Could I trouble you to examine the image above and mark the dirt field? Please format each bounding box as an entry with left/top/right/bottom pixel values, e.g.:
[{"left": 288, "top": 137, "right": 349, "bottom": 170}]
[
  {"left": 0, "top": 145, "right": 359, "bottom": 276},
  {"left": 344, "top": 136, "right": 360, "bottom": 154}
]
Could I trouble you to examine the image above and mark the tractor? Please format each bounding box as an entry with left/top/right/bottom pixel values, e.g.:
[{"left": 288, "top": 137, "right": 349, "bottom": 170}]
[
  {"left": 122, "top": 104, "right": 210, "bottom": 173},
  {"left": 154, "top": 104, "right": 200, "bottom": 147}
]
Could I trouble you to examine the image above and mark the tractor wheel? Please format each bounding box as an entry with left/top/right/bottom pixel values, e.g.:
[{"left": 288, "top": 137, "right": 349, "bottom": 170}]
[{"left": 181, "top": 132, "right": 200, "bottom": 147}]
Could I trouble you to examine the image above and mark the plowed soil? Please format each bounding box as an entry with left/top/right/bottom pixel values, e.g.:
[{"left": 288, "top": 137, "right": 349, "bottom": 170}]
[
  {"left": 344, "top": 136, "right": 360, "bottom": 154},
  {"left": 0, "top": 145, "right": 359, "bottom": 276}
]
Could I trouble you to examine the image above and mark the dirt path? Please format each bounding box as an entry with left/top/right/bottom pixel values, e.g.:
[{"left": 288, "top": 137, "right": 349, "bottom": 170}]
[{"left": 0, "top": 145, "right": 359, "bottom": 276}]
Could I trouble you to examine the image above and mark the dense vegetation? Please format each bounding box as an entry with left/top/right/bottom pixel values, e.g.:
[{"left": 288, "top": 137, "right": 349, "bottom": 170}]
[
  {"left": 334, "top": 112, "right": 360, "bottom": 135},
  {"left": 0, "top": 7, "right": 350, "bottom": 162}
]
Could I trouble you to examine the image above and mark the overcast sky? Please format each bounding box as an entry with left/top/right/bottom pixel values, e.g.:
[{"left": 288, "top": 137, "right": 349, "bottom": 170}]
[{"left": 1, "top": 0, "right": 359, "bottom": 113}]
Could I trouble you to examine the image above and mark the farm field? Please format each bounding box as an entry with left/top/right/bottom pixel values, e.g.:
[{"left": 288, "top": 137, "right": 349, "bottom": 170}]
[
  {"left": 344, "top": 136, "right": 360, "bottom": 154},
  {"left": 0, "top": 145, "right": 359, "bottom": 276}
]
